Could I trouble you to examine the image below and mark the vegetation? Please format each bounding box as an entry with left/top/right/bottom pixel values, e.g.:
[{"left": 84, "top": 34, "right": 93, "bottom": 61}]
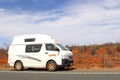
[
  {"left": 70, "top": 42, "right": 120, "bottom": 68},
  {"left": 0, "top": 48, "right": 8, "bottom": 59}
]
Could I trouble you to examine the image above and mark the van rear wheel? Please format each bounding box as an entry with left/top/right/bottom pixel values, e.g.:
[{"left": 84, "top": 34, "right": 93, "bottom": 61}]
[
  {"left": 14, "top": 61, "right": 23, "bottom": 71},
  {"left": 47, "top": 61, "right": 57, "bottom": 71}
]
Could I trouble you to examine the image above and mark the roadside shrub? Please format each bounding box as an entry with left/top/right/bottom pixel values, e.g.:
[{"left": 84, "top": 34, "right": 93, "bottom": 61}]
[
  {"left": 116, "top": 43, "right": 120, "bottom": 53},
  {"left": 101, "top": 54, "right": 113, "bottom": 68},
  {"left": 89, "top": 45, "right": 98, "bottom": 56},
  {"left": 106, "top": 47, "right": 113, "bottom": 55}
]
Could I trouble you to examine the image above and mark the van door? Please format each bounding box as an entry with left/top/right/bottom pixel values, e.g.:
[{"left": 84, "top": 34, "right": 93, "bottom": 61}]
[{"left": 45, "top": 43, "right": 59, "bottom": 60}]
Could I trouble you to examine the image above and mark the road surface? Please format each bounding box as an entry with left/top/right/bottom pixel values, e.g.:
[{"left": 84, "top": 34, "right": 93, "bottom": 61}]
[{"left": 0, "top": 70, "right": 120, "bottom": 80}]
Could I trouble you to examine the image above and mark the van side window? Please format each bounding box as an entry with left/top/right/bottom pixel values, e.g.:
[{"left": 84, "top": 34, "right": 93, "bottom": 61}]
[
  {"left": 26, "top": 44, "right": 42, "bottom": 53},
  {"left": 25, "top": 38, "right": 35, "bottom": 42},
  {"left": 46, "top": 44, "right": 58, "bottom": 51}
]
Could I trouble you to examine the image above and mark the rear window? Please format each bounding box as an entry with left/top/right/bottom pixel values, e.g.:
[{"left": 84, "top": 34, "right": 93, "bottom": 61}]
[{"left": 26, "top": 44, "right": 42, "bottom": 53}]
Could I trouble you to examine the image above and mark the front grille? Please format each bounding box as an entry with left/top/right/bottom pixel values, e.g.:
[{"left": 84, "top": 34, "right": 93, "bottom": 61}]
[{"left": 69, "top": 56, "right": 73, "bottom": 59}]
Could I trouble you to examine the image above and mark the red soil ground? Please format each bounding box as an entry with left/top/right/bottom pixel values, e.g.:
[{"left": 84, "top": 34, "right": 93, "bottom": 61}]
[
  {"left": 0, "top": 58, "right": 8, "bottom": 64},
  {"left": 0, "top": 52, "right": 10, "bottom": 69},
  {"left": 71, "top": 46, "right": 120, "bottom": 69}
]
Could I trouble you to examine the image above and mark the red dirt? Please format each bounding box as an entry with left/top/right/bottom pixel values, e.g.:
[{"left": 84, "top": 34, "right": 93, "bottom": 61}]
[
  {"left": 71, "top": 43, "right": 120, "bottom": 69},
  {"left": 0, "top": 58, "right": 8, "bottom": 64}
]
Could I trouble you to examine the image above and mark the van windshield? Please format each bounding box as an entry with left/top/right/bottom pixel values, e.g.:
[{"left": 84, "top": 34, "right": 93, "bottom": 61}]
[{"left": 56, "top": 44, "right": 67, "bottom": 51}]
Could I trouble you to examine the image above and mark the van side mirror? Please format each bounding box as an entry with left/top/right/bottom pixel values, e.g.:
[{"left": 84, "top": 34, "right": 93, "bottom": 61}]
[
  {"left": 56, "top": 48, "right": 60, "bottom": 52},
  {"left": 70, "top": 49, "right": 72, "bottom": 52}
]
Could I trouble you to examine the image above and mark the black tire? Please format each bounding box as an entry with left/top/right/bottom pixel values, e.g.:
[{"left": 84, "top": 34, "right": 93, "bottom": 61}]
[
  {"left": 14, "top": 61, "right": 23, "bottom": 71},
  {"left": 46, "top": 61, "right": 57, "bottom": 71}
]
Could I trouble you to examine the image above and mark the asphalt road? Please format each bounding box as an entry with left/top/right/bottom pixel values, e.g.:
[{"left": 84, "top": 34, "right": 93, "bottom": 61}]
[{"left": 0, "top": 70, "right": 120, "bottom": 80}]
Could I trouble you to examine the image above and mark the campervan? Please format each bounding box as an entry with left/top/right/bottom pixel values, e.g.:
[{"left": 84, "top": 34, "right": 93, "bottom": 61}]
[{"left": 8, "top": 34, "right": 73, "bottom": 71}]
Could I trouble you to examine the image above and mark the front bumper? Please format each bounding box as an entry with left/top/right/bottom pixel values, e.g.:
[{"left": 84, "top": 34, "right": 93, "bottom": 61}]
[{"left": 59, "top": 59, "right": 73, "bottom": 67}]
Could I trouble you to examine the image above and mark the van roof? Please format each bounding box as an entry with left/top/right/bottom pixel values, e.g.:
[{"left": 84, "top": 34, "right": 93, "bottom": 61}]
[{"left": 11, "top": 34, "right": 59, "bottom": 45}]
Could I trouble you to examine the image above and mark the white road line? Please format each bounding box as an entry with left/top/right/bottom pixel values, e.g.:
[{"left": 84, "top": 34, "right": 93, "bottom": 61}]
[{"left": 1, "top": 70, "right": 120, "bottom": 74}]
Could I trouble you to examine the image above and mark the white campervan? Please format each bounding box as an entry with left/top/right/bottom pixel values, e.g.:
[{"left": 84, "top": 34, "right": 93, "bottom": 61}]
[{"left": 8, "top": 34, "right": 73, "bottom": 71}]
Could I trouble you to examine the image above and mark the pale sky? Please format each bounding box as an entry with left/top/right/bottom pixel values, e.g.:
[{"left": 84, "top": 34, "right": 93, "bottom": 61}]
[{"left": 0, "top": 0, "right": 120, "bottom": 47}]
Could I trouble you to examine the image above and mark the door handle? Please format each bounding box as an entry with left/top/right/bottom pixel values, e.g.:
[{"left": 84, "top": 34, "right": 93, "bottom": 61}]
[{"left": 45, "top": 52, "right": 48, "bottom": 54}]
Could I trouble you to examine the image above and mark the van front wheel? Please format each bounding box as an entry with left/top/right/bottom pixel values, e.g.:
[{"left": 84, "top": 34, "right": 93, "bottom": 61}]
[
  {"left": 47, "top": 61, "right": 57, "bottom": 71},
  {"left": 14, "top": 61, "right": 23, "bottom": 71}
]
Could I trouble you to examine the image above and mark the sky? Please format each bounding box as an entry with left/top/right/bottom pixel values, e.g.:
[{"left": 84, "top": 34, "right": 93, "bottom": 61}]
[{"left": 0, "top": 0, "right": 120, "bottom": 47}]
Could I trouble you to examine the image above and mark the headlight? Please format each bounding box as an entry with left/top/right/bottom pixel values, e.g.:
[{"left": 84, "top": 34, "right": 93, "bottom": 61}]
[{"left": 62, "top": 56, "right": 69, "bottom": 59}]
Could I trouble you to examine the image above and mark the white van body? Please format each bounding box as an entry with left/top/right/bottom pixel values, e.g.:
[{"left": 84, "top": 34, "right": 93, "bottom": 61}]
[{"left": 8, "top": 34, "right": 73, "bottom": 71}]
